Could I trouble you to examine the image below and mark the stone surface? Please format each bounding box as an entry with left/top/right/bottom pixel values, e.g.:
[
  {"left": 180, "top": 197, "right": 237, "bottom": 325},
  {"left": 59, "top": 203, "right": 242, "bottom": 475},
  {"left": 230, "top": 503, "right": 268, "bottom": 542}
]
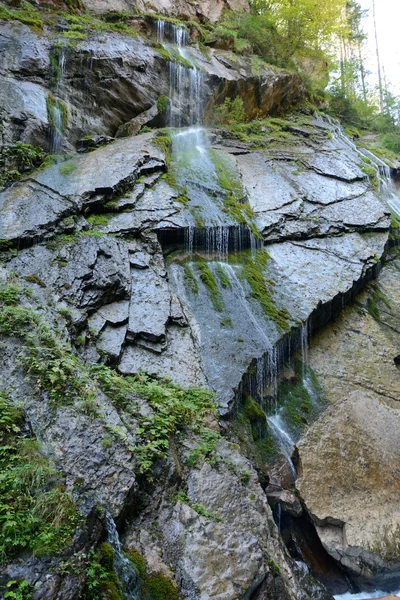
[
  {"left": 0, "top": 132, "right": 165, "bottom": 243},
  {"left": 121, "top": 439, "right": 312, "bottom": 600},
  {"left": 296, "top": 259, "right": 400, "bottom": 584}
]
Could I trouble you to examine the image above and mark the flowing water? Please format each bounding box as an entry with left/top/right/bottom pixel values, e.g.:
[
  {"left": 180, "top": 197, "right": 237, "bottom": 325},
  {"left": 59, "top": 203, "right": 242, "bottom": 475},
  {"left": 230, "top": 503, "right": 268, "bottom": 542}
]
[
  {"left": 334, "top": 591, "right": 400, "bottom": 599},
  {"left": 50, "top": 46, "right": 67, "bottom": 154},
  {"left": 155, "top": 19, "right": 202, "bottom": 127},
  {"left": 105, "top": 514, "right": 141, "bottom": 600}
]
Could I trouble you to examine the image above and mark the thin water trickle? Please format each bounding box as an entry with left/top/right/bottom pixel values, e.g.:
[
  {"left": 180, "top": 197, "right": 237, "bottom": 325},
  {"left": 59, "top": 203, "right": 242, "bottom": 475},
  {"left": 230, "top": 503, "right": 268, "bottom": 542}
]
[
  {"left": 50, "top": 45, "right": 67, "bottom": 154},
  {"left": 105, "top": 514, "right": 140, "bottom": 600},
  {"left": 267, "top": 412, "right": 297, "bottom": 477}
]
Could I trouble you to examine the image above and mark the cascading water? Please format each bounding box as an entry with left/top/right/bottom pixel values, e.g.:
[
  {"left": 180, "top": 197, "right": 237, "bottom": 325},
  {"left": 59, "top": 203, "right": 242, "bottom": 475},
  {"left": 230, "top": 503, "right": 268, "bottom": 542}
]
[
  {"left": 168, "top": 127, "right": 260, "bottom": 257},
  {"left": 49, "top": 46, "right": 67, "bottom": 154},
  {"left": 324, "top": 115, "right": 400, "bottom": 215},
  {"left": 105, "top": 514, "right": 141, "bottom": 600},
  {"left": 155, "top": 20, "right": 202, "bottom": 127},
  {"left": 334, "top": 590, "right": 400, "bottom": 599},
  {"left": 155, "top": 19, "right": 261, "bottom": 257},
  {"left": 267, "top": 411, "right": 297, "bottom": 477}
]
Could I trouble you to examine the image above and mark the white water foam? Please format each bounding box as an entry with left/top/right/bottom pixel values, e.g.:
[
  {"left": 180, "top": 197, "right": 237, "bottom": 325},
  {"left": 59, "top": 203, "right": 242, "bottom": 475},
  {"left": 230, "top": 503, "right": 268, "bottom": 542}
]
[{"left": 334, "top": 590, "right": 400, "bottom": 599}]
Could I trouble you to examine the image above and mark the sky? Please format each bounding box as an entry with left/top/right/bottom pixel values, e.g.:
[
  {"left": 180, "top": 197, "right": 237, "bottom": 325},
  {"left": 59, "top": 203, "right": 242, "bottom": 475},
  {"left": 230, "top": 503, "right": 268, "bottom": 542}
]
[{"left": 359, "top": 0, "right": 400, "bottom": 94}]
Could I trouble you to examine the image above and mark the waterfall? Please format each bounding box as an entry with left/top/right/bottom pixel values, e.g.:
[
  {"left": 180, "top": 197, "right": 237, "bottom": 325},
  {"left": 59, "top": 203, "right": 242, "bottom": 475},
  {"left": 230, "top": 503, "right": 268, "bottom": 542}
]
[
  {"left": 105, "top": 514, "right": 141, "bottom": 600},
  {"left": 155, "top": 19, "right": 202, "bottom": 128},
  {"left": 267, "top": 411, "right": 297, "bottom": 477},
  {"left": 324, "top": 115, "right": 399, "bottom": 214},
  {"left": 49, "top": 45, "right": 67, "bottom": 154}
]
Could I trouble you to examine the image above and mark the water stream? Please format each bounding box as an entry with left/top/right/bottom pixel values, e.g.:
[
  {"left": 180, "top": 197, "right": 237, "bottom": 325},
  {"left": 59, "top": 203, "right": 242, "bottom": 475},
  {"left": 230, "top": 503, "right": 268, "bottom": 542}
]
[
  {"left": 105, "top": 514, "right": 140, "bottom": 600},
  {"left": 50, "top": 45, "right": 67, "bottom": 154},
  {"left": 334, "top": 591, "right": 400, "bottom": 599}
]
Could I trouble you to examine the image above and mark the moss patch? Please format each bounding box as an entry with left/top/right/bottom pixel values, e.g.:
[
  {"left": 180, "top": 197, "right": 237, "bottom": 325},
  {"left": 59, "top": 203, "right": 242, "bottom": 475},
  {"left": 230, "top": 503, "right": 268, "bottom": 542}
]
[
  {"left": 125, "top": 548, "right": 178, "bottom": 600},
  {"left": 195, "top": 262, "right": 224, "bottom": 311},
  {"left": 239, "top": 250, "right": 290, "bottom": 331}
]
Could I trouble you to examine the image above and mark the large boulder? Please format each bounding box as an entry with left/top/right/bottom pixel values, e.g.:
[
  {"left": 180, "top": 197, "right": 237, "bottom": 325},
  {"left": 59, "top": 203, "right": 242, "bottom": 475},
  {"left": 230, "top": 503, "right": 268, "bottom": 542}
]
[{"left": 296, "top": 260, "right": 400, "bottom": 587}]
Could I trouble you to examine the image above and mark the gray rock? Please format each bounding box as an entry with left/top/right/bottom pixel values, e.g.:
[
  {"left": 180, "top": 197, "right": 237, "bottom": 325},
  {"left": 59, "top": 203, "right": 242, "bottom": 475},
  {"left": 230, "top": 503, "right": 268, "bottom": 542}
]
[
  {"left": 0, "top": 132, "right": 165, "bottom": 243},
  {"left": 128, "top": 266, "right": 171, "bottom": 343}
]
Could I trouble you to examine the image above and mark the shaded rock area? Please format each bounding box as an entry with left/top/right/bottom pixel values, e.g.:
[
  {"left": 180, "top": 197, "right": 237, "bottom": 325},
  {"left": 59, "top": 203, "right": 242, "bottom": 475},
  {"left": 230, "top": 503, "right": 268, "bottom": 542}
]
[{"left": 296, "top": 254, "right": 400, "bottom": 588}]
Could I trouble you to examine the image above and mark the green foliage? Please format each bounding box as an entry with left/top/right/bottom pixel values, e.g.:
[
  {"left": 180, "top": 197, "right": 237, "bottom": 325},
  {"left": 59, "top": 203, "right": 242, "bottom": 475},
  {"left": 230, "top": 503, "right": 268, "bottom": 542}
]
[
  {"left": 0, "top": 282, "right": 95, "bottom": 407},
  {"left": 3, "top": 579, "right": 33, "bottom": 600},
  {"left": 157, "top": 95, "right": 170, "bottom": 114},
  {"left": 195, "top": 263, "right": 224, "bottom": 312},
  {"left": 125, "top": 548, "right": 178, "bottom": 600},
  {"left": 91, "top": 365, "right": 217, "bottom": 474},
  {"left": 186, "top": 429, "right": 221, "bottom": 466},
  {"left": 213, "top": 97, "right": 245, "bottom": 127},
  {"left": 0, "top": 142, "right": 48, "bottom": 188},
  {"left": 0, "top": 393, "right": 77, "bottom": 563},
  {"left": 173, "top": 491, "right": 189, "bottom": 504},
  {"left": 82, "top": 549, "right": 108, "bottom": 600},
  {"left": 83, "top": 544, "right": 122, "bottom": 600},
  {"left": 191, "top": 503, "right": 221, "bottom": 521},
  {"left": 239, "top": 250, "right": 290, "bottom": 331},
  {"left": 0, "top": 2, "right": 43, "bottom": 30}
]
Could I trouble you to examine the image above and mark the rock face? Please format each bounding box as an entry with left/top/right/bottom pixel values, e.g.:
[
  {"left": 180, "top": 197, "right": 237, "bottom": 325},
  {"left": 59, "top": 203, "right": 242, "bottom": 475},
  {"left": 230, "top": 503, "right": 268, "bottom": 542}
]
[
  {"left": 0, "top": 6, "right": 397, "bottom": 600},
  {"left": 296, "top": 258, "right": 400, "bottom": 587},
  {"left": 0, "top": 20, "right": 304, "bottom": 155},
  {"left": 84, "top": 0, "right": 251, "bottom": 21}
]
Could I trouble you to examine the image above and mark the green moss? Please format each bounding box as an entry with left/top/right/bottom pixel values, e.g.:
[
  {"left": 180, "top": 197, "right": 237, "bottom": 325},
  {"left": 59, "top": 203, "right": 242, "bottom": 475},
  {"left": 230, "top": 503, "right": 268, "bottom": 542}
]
[
  {"left": 183, "top": 264, "right": 199, "bottom": 294},
  {"left": 267, "top": 558, "right": 281, "bottom": 577},
  {"left": 23, "top": 275, "right": 46, "bottom": 288},
  {"left": 86, "top": 214, "right": 111, "bottom": 227},
  {"left": 125, "top": 548, "right": 178, "bottom": 600},
  {"left": 220, "top": 317, "right": 233, "bottom": 328},
  {"left": 0, "top": 2, "right": 43, "bottom": 30},
  {"left": 46, "top": 95, "right": 68, "bottom": 136},
  {"left": 157, "top": 95, "right": 170, "bottom": 114},
  {"left": 58, "top": 160, "right": 76, "bottom": 176},
  {"left": 244, "top": 395, "right": 266, "bottom": 423},
  {"left": 125, "top": 548, "right": 146, "bottom": 579},
  {"left": 239, "top": 250, "right": 290, "bottom": 331},
  {"left": 152, "top": 132, "right": 175, "bottom": 186},
  {"left": 366, "top": 283, "right": 391, "bottom": 322},
  {"left": 196, "top": 263, "right": 224, "bottom": 312}
]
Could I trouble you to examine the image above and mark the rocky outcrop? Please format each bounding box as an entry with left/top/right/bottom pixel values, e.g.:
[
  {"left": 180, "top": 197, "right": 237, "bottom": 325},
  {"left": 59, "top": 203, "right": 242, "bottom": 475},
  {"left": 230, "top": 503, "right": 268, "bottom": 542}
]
[
  {"left": 0, "top": 20, "right": 303, "bottom": 154},
  {"left": 296, "top": 256, "right": 400, "bottom": 588},
  {"left": 82, "top": 0, "right": 250, "bottom": 22}
]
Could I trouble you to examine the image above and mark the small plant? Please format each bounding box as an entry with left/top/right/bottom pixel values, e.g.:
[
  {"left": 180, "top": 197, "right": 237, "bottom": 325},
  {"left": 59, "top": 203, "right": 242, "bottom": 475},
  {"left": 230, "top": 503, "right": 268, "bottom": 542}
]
[
  {"left": 173, "top": 491, "right": 189, "bottom": 504},
  {"left": 214, "top": 97, "right": 246, "bottom": 127},
  {"left": 3, "top": 579, "right": 33, "bottom": 600},
  {"left": 191, "top": 503, "right": 221, "bottom": 521},
  {"left": 267, "top": 559, "right": 281, "bottom": 577}
]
